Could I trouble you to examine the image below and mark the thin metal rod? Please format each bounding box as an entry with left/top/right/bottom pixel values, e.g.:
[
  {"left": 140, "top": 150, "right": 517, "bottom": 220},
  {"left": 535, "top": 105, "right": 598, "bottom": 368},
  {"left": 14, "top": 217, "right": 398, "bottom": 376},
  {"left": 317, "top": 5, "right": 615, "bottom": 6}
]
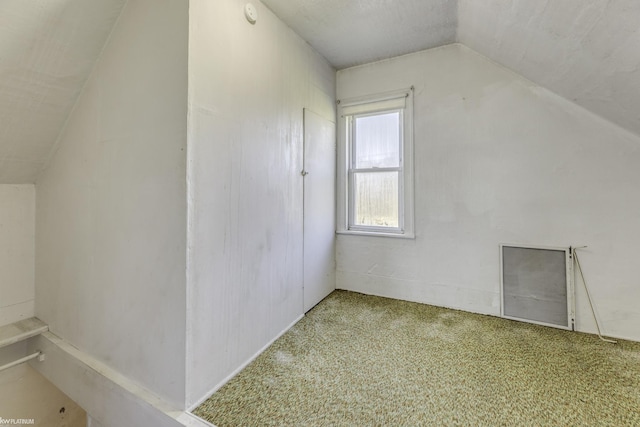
[
  {"left": 0, "top": 351, "right": 41, "bottom": 372},
  {"left": 572, "top": 247, "right": 617, "bottom": 344}
]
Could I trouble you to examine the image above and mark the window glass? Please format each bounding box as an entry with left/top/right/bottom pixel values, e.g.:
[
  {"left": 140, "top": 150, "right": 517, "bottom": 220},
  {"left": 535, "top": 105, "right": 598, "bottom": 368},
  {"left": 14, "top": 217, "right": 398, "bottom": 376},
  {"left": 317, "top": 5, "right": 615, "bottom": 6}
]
[
  {"left": 353, "top": 171, "right": 399, "bottom": 228},
  {"left": 354, "top": 112, "right": 400, "bottom": 169}
]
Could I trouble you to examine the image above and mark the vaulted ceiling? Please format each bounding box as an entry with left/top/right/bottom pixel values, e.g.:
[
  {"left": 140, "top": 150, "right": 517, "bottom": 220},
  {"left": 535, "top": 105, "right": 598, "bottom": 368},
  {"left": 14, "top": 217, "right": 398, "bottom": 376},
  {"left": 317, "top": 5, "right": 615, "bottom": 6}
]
[
  {"left": 264, "top": 0, "right": 640, "bottom": 136},
  {"left": 0, "top": 0, "right": 639, "bottom": 183},
  {"left": 261, "top": 0, "right": 458, "bottom": 69},
  {"left": 458, "top": 0, "right": 640, "bottom": 140},
  {"left": 0, "top": 0, "right": 126, "bottom": 184}
]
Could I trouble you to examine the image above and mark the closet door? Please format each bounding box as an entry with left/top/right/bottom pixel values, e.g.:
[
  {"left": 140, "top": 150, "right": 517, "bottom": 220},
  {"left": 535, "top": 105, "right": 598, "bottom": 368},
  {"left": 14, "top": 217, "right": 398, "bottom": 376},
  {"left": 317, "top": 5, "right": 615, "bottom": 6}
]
[{"left": 303, "top": 108, "right": 336, "bottom": 312}]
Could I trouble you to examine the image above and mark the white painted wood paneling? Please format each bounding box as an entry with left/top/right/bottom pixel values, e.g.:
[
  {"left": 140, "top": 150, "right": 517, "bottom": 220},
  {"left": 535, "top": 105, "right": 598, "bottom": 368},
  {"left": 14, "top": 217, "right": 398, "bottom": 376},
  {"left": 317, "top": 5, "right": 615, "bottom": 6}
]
[
  {"left": 303, "top": 109, "right": 336, "bottom": 312},
  {"left": 35, "top": 0, "right": 188, "bottom": 407},
  {"left": 0, "top": 185, "right": 34, "bottom": 327},
  {"left": 186, "top": 0, "right": 335, "bottom": 407},
  {"left": 336, "top": 44, "right": 640, "bottom": 342}
]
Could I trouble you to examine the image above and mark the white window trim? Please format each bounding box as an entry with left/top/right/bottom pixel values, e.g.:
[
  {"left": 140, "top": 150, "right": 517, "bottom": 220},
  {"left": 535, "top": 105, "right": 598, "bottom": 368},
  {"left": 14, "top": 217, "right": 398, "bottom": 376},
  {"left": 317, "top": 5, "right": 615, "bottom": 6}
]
[{"left": 336, "top": 87, "right": 415, "bottom": 239}]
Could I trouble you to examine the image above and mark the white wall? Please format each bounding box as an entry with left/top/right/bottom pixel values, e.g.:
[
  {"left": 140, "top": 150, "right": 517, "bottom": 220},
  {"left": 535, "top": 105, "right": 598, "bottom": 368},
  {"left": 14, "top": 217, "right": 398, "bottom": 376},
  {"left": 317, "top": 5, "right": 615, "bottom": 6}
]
[
  {"left": 35, "top": 0, "right": 188, "bottom": 407},
  {"left": 336, "top": 44, "right": 640, "bottom": 342},
  {"left": 186, "top": 0, "right": 335, "bottom": 406},
  {"left": 0, "top": 185, "right": 34, "bottom": 327}
]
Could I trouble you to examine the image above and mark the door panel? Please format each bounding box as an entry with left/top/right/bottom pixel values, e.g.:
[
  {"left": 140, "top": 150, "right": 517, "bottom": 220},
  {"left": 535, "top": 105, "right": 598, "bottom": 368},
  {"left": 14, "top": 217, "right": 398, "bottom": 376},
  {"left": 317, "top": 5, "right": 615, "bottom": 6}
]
[{"left": 303, "top": 109, "right": 336, "bottom": 312}]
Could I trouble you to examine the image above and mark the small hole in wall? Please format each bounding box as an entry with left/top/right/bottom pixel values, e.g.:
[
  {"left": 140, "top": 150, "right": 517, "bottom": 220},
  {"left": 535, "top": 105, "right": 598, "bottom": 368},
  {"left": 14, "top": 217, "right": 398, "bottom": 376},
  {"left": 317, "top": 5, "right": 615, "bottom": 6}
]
[{"left": 59, "top": 407, "right": 65, "bottom": 414}]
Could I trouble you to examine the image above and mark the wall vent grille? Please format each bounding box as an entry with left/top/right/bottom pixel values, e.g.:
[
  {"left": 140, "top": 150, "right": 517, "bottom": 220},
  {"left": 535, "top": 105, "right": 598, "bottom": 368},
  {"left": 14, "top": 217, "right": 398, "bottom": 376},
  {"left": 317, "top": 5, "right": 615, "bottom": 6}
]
[{"left": 500, "top": 244, "right": 575, "bottom": 330}]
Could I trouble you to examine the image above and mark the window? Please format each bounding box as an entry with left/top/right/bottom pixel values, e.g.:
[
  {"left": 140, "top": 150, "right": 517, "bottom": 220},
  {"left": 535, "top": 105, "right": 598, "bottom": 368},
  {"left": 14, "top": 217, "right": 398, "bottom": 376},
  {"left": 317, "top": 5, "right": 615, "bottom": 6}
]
[{"left": 337, "top": 88, "right": 414, "bottom": 238}]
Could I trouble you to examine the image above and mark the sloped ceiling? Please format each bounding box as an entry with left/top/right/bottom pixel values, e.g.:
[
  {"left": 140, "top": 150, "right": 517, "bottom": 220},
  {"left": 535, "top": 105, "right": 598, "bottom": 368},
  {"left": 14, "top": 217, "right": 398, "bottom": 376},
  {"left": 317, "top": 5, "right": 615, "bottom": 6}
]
[
  {"left": 1, "top": 0, "right": 639, "bottom": 183},
  {"left": 458, "top": 0, "right": 640, "bottom": 138},
  {"left": 264, "top": 0, "right": 640, "bottom": 137},
  {"left": 0, "top": 0, "right": 127, "bottom": 184},
  {"left": 261, "top": 0, "right": 458, "bottom": 69}
]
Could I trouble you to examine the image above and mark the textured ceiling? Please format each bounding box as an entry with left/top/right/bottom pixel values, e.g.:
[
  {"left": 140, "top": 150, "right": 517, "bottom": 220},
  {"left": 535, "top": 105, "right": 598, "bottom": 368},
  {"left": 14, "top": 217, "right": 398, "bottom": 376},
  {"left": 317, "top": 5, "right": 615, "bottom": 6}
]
[
  {"left": 261, "top": 0, "right": 458, "bottom": 70},
  {"left": 1, "top": 0, "right": 639, "bottom": 184},
  {"left": 264, "top": 0, "right": 640, "bottom": 138},
  {"left": 0, "top": 0, "right": 126, "bottom": 183},
  {"left": 458, "top": 0, "right": 640, "bottom": 138}
]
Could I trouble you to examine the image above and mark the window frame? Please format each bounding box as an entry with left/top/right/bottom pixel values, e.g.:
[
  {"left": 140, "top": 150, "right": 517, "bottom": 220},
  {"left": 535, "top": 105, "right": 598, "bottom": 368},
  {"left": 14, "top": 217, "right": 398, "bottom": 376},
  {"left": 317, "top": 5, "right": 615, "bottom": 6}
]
[{"left": 337, "top": 87, "right": 414, "bottom": 239}]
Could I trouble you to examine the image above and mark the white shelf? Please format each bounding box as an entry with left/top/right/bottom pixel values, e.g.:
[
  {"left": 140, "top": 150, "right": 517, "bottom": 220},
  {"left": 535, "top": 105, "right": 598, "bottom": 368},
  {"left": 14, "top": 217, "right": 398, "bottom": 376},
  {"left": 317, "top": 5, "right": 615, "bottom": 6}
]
[{"left": 0, "top": 318, "right": 48, "bottom": 349}]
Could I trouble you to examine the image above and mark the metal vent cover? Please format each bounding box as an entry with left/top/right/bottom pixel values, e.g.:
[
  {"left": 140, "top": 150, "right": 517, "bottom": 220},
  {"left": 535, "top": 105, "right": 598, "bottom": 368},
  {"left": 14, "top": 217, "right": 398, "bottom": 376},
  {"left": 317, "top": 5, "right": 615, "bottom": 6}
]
[{"left": 500, "top": 244, "right": 575, "bottom": 330}]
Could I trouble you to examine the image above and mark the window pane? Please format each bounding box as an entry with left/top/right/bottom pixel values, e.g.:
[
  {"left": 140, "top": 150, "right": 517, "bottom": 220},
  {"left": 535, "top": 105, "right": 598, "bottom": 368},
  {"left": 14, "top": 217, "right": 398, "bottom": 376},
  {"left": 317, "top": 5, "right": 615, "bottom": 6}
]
[
  {"left": 353, "top": 172, "right": 399, "bottom": 228},
  {"left": 354, "top": 112, "right": 400, "bottom": 168}
]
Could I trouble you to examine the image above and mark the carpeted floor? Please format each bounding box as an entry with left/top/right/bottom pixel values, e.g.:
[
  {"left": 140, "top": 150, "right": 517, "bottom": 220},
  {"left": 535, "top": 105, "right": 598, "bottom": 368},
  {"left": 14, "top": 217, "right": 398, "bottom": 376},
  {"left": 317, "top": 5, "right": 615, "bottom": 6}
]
[{"left": 193, "top": 291, "right": 640, "bottom": 426}]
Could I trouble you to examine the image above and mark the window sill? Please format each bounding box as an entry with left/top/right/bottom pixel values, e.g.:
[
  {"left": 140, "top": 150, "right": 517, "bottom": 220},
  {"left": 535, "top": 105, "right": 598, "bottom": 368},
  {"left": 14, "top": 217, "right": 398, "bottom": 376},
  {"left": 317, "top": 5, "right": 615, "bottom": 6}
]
[{"left": 336, "top": 229, "right": 415, "bottom": 239}]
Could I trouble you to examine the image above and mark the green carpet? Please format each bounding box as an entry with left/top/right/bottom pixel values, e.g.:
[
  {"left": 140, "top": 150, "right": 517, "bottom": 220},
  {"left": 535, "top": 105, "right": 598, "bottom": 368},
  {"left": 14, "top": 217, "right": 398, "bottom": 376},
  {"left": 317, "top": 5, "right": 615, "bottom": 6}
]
[{"left": 194, "top": 290, "right": 640, "bottom": 426}]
